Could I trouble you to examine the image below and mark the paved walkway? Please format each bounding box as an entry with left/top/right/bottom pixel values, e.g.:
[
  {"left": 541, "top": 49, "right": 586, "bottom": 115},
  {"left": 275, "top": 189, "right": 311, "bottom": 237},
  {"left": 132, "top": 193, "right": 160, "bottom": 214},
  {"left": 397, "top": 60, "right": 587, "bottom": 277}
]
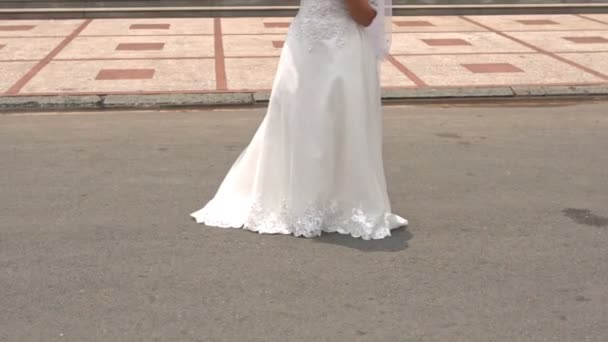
[{"left": 1, "top": 14, "right": 608, "bottom": 96}]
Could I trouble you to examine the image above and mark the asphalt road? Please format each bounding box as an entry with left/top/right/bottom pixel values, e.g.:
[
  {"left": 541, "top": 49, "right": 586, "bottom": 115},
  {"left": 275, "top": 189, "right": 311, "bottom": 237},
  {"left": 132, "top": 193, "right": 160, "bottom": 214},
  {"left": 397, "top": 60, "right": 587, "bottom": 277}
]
[{"left": 1, "top": 100, "right": 607, "bottom": 342}]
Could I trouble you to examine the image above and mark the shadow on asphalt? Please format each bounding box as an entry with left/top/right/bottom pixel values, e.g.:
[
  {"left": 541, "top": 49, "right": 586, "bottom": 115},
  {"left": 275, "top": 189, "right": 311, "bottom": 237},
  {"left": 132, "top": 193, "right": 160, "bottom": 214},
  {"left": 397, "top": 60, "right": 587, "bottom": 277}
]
[{"left": 313, "top": 226, "right": 412, "bottom": 252}]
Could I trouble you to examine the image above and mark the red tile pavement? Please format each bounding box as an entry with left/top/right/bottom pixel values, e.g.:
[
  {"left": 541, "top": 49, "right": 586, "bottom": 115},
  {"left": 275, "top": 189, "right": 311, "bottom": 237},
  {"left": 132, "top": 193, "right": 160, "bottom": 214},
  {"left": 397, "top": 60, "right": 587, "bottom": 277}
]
[
  {"left": 95, "top": 68, "right": 155, "bottom": 80},
  {"left": 460, "top": 16, "right": 608, "bottom": 81},
  {"left": 422, "top": 38, "right": 471, "bottom": 46},
  {"left": 563, "top": 36, "right": 608, "bottom": 44},
  {"left": 19, "top": 59, "right": 216, "bottom": 94},
  {"left": 80, "top": 19, "right": 213, "bottom": 36},
  {"left": 130, "top": 24, "right": 170, "bottom": 30},
  {"left": 462, "top": 63, "right": 524, "bottom": 73},
  {"left": 5, "top": 19, "right": 92, "bottom": 95},
  {"left": 213, "top": 18, "right": 227, "bottom": 90},
  {"left": 0, "top": 25, "right": 36, "bottom": 31},
  {"left": 115, "top": 42, "right": 166, "bottom": 51},
  {"left": 470, "top": 15, "right": 606, "bottom": 31},
  {"left": 1, "top": 15, "right": 607, "bottom": 96},
  {"left": 387, "top": 55, "right": 428, "bottom": 87}
]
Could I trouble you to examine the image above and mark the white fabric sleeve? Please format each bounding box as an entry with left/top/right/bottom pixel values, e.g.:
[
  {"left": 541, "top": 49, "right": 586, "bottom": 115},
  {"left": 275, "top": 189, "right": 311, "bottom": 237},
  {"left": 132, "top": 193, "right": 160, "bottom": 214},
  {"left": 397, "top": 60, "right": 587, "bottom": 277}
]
[{"left": 366, "top": 0, "right": 392, "bottom": 59}]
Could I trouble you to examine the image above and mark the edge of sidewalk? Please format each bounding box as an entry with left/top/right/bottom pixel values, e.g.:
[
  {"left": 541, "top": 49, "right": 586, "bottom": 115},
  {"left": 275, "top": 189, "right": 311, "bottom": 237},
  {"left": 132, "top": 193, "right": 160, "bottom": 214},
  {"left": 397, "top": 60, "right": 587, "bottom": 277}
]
[
  {"left": 1, "top": 85, "right": 608, "bottom": 112},
  {"left": 2, "top": 4, "right": 608, "bottom": 19}
]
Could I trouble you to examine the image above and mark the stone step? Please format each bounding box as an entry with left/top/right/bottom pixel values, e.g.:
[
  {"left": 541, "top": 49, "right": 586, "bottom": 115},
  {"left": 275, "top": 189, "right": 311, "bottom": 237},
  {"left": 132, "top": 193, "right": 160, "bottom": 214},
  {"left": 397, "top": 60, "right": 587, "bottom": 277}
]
[
  {"left": 1, "top": 2, "right": 607, "bottom": 19},
  {"left": 1, "top": 0, "right": 607, "bottom": 9}
]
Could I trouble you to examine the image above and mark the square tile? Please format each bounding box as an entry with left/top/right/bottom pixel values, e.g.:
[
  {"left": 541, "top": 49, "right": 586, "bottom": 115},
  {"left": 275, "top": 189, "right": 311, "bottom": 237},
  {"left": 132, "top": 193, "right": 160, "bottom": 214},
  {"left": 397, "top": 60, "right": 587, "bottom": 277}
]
[
  {"left": 392, "top": 53, "right": 605, "bottom": 86},
  {"left": 467, "top": 15, "right": 607, "bottom": 31},
  {"left": 115, "top": 43, "right": 165, "bottom": 51},
  {"left": 563, "top": 36, "right": 608, "bottom": 44},
  {"left": 130, "top": 24, "right": 170, "bottom": 30},
  {"left": 221, "top": 18, "right": 292, "bottom": 34},
  {"left": 508, "top": 31, "right": 608, "bottom": 52},
  {"left": 80, "top": 19, "right": 214, "bottom": 36},
  {"left": 0, "top": 37, "right": 63, "bottom": 60},
  {"left": 0, "top": 20, "right": 84, "bottom": 37},
  {"left": 391, "top": 32, "right": 532, "bottom": 55},
  {"left": 223, "top": 34, "right": 285, "bottom": 57},
  {"left": 21, "top": 59, "right": 216, "bottom": 93},
  {"left": 55, "top": 36, "right": 214, "bottom": 59},
  {"left": 225, "top": 57, "right": 278, "bottom": 90},
  {"left": 422, "top": 38, "right": 471, "bottom": 46},
  {"left": 557, "top": 52, "right": 608, "bottom": 76},
  {"left": 0, "top": 61, "right": 37, "bottom": 93},
  {"left": 96, "top": 68, "right": 155, "bottom": 80},
  {"left": 264, "top": 22, "right": 290, "bottom": 28},
  {"left": 392, "top": 16, "right": 485, "bottom": 32},
  {"left": 394, "top": 20, "right": 434, "bottom": 27},
  {"left": 516, "top": 19, "right": 558, "bottom": 26},
  {"left": 462, "top": 63, "right": 524, "bottom": 73},
  {"left": 0, "top": 25, "right": 35, "bottom": 31}
]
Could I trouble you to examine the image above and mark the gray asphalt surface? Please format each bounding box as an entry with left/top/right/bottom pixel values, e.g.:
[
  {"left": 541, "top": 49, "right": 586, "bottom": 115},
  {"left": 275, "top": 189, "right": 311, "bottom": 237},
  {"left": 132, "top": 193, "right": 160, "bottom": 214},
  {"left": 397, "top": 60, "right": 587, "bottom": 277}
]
[{"left": 1, "top": 100, "right": 607, "bottom": 342}]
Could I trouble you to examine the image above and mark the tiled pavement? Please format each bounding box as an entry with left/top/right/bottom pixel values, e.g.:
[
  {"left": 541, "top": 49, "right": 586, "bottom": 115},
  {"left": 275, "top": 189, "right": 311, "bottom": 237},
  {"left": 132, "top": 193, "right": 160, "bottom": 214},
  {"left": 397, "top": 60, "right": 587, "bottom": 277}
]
[{"left": 0, "top": 14, "right": 607, "bottom": 96}]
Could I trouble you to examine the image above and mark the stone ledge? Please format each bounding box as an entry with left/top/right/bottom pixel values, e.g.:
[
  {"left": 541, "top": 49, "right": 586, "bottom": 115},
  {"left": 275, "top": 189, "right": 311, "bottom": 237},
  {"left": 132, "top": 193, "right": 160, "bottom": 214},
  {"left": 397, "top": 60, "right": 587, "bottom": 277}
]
[
  {"left": 102, "top": 93, "right": 254, "bottom": 108},
  {"left": 1, "top": 85, "right": 607, "bottom": 112},
  {"left": 2, "top": 3, "right": 608, "bottom": 18}
]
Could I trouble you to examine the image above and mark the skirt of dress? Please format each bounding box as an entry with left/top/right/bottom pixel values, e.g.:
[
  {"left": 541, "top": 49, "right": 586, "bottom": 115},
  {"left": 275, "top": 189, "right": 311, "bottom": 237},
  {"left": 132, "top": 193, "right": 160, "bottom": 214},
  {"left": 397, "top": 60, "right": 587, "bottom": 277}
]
[{"left": 191, "top": 25, "right": 407, "bottom": 240}]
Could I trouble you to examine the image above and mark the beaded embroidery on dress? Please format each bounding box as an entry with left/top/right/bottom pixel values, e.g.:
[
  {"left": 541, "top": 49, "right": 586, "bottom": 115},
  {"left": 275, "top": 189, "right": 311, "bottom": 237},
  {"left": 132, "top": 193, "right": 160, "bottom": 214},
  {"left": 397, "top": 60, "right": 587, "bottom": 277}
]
[
  {"left": 289, "top": 0, "right": 355, "bottom": 50},
  {"left": 191, "top": 0, "right": 408, "bottom": 239}
]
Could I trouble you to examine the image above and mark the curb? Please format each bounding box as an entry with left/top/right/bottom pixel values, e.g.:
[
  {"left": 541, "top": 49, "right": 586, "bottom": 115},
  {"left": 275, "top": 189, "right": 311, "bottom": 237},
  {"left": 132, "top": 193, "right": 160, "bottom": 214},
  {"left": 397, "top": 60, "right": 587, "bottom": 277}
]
[
  {"left": 2, "top": 4, "right": 608, "bottom": 19},
  {"left": 1, "top": 85, "right": 607, "bottom": 112},
  {"left": 0, "top": 93, "right": 255, "bottom": 111}
]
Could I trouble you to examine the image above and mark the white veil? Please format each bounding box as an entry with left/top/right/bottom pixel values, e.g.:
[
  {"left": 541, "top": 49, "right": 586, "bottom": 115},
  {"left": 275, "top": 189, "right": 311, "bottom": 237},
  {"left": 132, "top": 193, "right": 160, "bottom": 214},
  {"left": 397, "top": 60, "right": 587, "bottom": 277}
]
[{"left": 366, "top": 0, "right": 393, "bottom": 59}]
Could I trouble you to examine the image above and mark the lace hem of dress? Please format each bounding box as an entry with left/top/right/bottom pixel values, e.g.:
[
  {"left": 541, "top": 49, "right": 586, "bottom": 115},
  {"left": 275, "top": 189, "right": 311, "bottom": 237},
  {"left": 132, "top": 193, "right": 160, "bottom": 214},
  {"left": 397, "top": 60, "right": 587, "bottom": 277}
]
[{"left": 191, "top": 199, "right": 407, "bottom": 240}]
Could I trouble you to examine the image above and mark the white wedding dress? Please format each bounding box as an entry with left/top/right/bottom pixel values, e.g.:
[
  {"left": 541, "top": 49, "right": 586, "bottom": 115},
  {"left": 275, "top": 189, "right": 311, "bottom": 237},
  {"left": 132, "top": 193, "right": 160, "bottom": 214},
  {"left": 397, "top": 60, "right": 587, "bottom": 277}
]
[{"left": 191, "top": 0, "right": 407, "bottom": 239}]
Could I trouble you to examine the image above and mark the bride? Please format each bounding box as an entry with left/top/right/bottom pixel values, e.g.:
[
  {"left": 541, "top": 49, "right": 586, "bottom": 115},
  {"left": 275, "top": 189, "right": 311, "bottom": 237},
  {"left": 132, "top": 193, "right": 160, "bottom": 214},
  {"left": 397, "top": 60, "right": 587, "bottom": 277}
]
[{"left": 191, "top": 0, "right": 408, "bottom": 239}]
